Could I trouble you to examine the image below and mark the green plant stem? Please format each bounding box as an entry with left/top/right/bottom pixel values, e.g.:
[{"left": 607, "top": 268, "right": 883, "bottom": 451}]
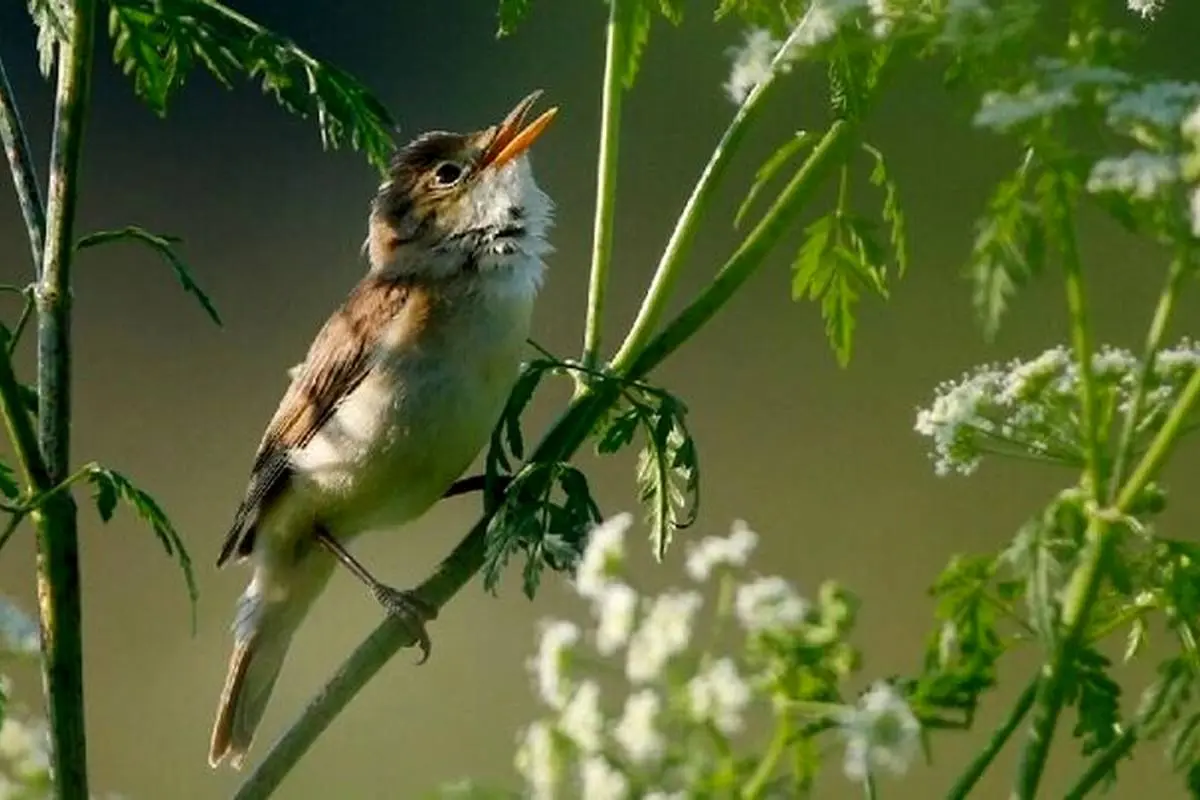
[
  {"left": 580, "top": 0, "right": 627, "bottom": 367},
  {"left": 0, "top": 462, "right": 96, "bottom": 554},
  {"left": 1012, "top": 183, "right": 1110, "bottom": 799},
  {"left": 1116, "top": 366, "right": 1200, "bottom": 511},
  {"left": 8, "top": 286, "right": 36, "bottom": 355},
  {"left": 1062, "top": 726, "right": 1137, "bottom": 799},
  {"left": 946, "top": 675, "right": 1039, "bottom": 800},
  {"left": 742, "top": 718, "right": 790, "bottom": 799},
  {"left": 1057, "top": 195, "right": 1103, "bottom": 497},
  {"left": 1107, "top": 252, "right": 1190, "bottom": 502},
  {"left": 0, "top": 329, "right": 50, "bottom": 492},
  {"left": 0, "top": 55, "right": 46, "bottom": 275},
  {"left": 1013, "top": 515, "right": 1113, "bottom": 799},
  {"left": 608, "top": 13, "right": 814, "bottom": 370},
  {"left": 35, "top": 1, "right": 97, "bottom": 796},
  {"left": 616, "top": 118, "right": 860, "bottom": 379}
]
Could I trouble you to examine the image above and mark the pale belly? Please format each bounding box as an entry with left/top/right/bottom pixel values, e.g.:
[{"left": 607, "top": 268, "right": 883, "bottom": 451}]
[{"left": 288, "top": 298, "right": 531, "bottom": 539}]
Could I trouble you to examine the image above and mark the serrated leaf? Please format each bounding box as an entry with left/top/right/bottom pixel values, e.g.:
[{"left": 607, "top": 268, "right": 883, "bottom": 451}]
[
  {"left": 496, "top": 0, "right": 533, "bottom": 36},
  {"left": 634, "top": 394, "right": 698, "bottom": 561},
  {"left": 862, "top": 143, "right": 909, "bottom": 276},
  {"left": 1126, "top": 617, "right": 1149, "bottom": 662},
  {"left": 77, "top": 226, "right": 222, "bottom": 326},
  {"left": 1067, "top": 647, "right": 1122, "bottom": 757},
  {"left": 27, "top": 0, "right": 71, "bottom": 76},
  {"left": 595, "top": 406, "right": 640, "bottom": 454},
  {"left": 107, "top": 0, "right": 395, "bottom": 171},
  {"left": 622, "top": 0, "right": 654, "bottom": 89},
  {"left": 735, "top": 130, "right": 813, "bottom": 228},
  {"left": 86, "top": 466, "right": 197, "bottom": 630},
  {"left": 658, "top": 0, "right": 684, "bottom": 24},
  {"left": 967, "top": 154, "right": 1047, "bottom": 341},
  {"left": 1171, "top": 711, "right": 1200, "bottom": 774},
  {"left": 1138, "top": 658, "right": 1195, "bottom": 740},
  {"left": 999, "top": 511, "right": 1066, "bottom": 648}
]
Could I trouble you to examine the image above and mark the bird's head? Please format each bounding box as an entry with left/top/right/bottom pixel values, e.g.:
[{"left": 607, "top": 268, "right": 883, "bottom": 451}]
[{"left": 367, "top": 91, "right": 557, "bottom": 278}]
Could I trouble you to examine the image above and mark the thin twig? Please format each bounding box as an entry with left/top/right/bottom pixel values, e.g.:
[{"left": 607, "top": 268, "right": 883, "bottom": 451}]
[
  {"left": 0, "top": 56, "right": 47, "bottom": 275},
  {"left": 34, "top": 0, "right": 99, "bottom": 795}
]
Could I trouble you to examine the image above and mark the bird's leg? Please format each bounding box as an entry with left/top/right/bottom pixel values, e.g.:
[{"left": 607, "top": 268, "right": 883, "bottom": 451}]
[
  {"left": 314, "top": 527, "right": 438, "bottom": 664},
  {"left": 442, "top": 474, "right": 513, "bottom": 504}
]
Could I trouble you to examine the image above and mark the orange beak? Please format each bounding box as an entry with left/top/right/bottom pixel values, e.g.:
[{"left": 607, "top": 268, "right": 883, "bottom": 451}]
[{"left": 480, "top": 90, "right": 558, "bottom": 171}]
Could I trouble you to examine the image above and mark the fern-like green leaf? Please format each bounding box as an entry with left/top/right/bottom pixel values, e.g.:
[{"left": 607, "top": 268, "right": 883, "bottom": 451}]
[
  {"left": 107, "top": 0, "right": 395, "bottom": 170},
  {"left": 77, "top": 226, "right": 221, "bottom": 326},
  {"left": 26, "top": 0, "right": 70, "bottom": 76},
  {"left": 86, "top": 465, "right": 198, "bottom": 629},
  {"left": 496, "top": 0, "right": 533, "bottom": 36}
]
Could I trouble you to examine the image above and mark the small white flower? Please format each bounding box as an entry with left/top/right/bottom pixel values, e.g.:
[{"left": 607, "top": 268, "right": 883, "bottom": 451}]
[
  {"left": 614, "top": 689, "right": 665, "bottom": 764},
  {"left": 687, "top": 657, "right": 752, "bottom": 735},
  {"left": 837, "top": 682, "right": 921, "bottom": 782},
  {"left": 515, "top": 720, "right": 560, "bottom": 800},
  {"left": 579, "top": 756, "right": 628, "bottom": 800},
  {"left": 796, "top": 0, "right": 868, "bottom": 49},
  {"left": 593, "top": 583, "right": 638, "bottom": 656},
  {"left": 725, "top": 29, "right": 783, "bottom": 104},
  {"left": 531, "top": 619, "right": 581, "bottom": 709},
  {"left": 559, "top": 680, "right": 604, "bottom": 754},
  {"left": 1086, "top": 151, "right": 1180, "bottom": 199},
  {"left": 735, "top": 576, "right": 808, "bottom": 633},
  {"left": 625, "top": 590, "right": 703, "bottom": 683},
  {"left": 974, "top": 86, "right": 1077, "bottom": 132},
  {"left": 1128, "top": 0, "right": 1165, "bottom": 19},
  {"left": 574, "top": 514, "right": 632, "bottom": 601},
  {"left": 1108, "top": 82, "right": 1200, "bottom": 131},
  {"left": 685, "top": 520, "right": 759, "bottom": 581}
]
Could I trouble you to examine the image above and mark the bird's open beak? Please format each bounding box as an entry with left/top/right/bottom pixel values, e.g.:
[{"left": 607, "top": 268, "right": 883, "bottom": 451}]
[{"left": 480, "top": 90, "right": 558, "bottom": 171}]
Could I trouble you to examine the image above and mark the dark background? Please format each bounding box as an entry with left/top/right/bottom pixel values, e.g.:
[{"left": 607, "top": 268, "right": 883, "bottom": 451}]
[{"left": 1, "top": 1, "right": 1198, "bottom": 797}]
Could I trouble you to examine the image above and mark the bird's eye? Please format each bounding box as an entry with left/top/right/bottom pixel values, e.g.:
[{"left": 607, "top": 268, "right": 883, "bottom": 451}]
[{"left": 433, "top": 162, "right": 464, "bottom": 186}]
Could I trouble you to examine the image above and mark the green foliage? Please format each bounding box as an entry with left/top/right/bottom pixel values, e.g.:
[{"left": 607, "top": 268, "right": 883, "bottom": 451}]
[
  {"left": 95, "top": 0, "right": 395, "bottom": 169},
  {"left": 790, "top": 206, "right": 894, "bottom": 367},
  {"left": 0, "top": 461, "right": 18, "bottom": 501},
  {"left": 734, "top": 130, "right": 814, "bottom": 228},
  {"left": 496, "top": 0, "right": 533, "bottom": 36},
  {"left": 599, "top": 387, "right": 699, "bottom": 561},
  {"left": 966, "top": 152, "right": 1049, "bottom": 340},
  {"left": 85, "top": 465, "right": 198, "bottom": 628},
  {"left": 481, "top": 353, "right": 702, "bottom": 593},
  {"left": 27, "top": 0, "right": 69, "bottom": 76},
  {"left": 76, "top": 225, "right": 221, "bottom": 326}
]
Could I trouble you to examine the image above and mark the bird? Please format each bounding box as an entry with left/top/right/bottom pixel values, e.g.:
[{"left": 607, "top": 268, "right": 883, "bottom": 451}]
[{"left": 207, "top": 91, "right": 558, "bottom": 769}]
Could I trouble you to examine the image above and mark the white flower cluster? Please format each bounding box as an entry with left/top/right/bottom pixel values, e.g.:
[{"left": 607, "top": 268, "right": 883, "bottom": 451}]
[
  {"left": 915, "top": 340, "right": 1200, "bottom": 476},
  {"left": 514, "top": 515, "right": 921, "bottom": 797},
  {"left": 974, "top": 58, "right": 1131, "bottom": 133}
]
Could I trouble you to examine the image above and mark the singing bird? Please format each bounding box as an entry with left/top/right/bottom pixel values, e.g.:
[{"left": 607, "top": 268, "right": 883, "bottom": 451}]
[{"left": 208, "top": 92, "right": 558, "bottom": 769}]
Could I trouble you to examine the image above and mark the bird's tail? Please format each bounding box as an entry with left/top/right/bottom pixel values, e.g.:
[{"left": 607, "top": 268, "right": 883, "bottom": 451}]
[{"left": 208, "top": 555, "right": 334, "bottom": 769}]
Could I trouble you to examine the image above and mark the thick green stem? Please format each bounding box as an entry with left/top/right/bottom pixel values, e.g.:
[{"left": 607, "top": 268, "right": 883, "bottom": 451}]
[
  {"left": 1057, "top": 195, "right": 1103, "bottom": 497},
  {"left": 0, "top": 55, "right": 47, "bottom": 275},
  {"left": 1013, "top": 187, "right": 1109, "bottom": 799},
  {"left": 946, "top": 675, "right": 1039, "bottom": 800},
  {"left": 609, "top": 16, "right": 814, "bottom": 370},
  {"left": 1106, "top": 252, "right": 1190, "bottom": 502},
  {"left": 580, "top": 0, "right": 627, "bottom": 366},
  {"left": 742, "top": 718, "right": 790, "bottom": 799},
  {"left": 617, "top": 118, "right": 860, "bottom": 379},
  {"left": 35, "top": 1, "right": 97, "bottom": 796},
  {"left": 1013, "top": 516, "right": 1113, "bottom": 799},
  {"left": 1117, "top": 366, "right": 1200, "bottom": 511},
  {"left": 1062, "top": 726, "right": 1137, "bottom": 799}
]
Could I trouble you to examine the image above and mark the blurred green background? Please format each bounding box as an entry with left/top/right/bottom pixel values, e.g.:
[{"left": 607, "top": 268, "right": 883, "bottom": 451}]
[{"left": 2, "top": 1, "right": 1199, "bottom": 797}]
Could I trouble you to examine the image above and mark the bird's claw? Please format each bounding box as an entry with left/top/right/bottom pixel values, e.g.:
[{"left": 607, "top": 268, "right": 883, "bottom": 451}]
[{"left": 372, "top": 585, "right": 438, "bottom": 665}]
